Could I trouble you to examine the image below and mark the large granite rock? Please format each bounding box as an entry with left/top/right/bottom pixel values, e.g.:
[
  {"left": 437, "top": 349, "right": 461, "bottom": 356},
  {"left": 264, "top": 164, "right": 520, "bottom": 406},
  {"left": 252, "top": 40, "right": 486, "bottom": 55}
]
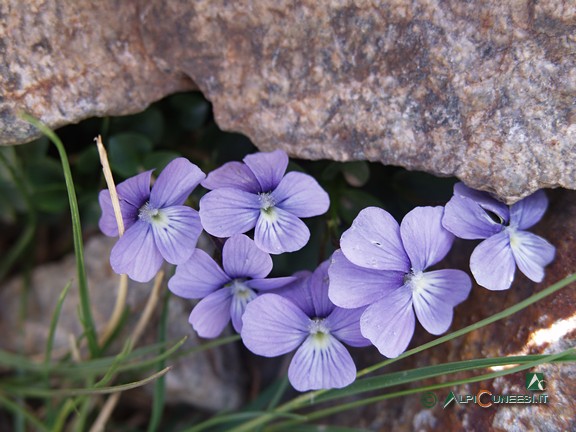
[
  {"left": 330, "top": 190, "right": 576, "bottom": 431},
  {"left": 0, "top": 1, "right": 194, "bottom": 146},
  {"left": 1, "top": 1, "right": 574, "bottom": 202},
  {"left": 0, "top": 235, "right": 244, "bottom": 412}
]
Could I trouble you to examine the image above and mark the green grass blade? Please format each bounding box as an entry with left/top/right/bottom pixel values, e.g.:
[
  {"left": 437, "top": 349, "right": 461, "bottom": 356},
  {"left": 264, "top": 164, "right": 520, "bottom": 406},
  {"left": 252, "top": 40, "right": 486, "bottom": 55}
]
[
  {"left": 182, "top": 411, "right": 307, "bottom": 432},
  {"left": 94, "top": 338, "right": 134, "bottom": 388},
  {"left": 3, "top": 366, "right": 172, "bottom": 397},
  {"left": 0, "top": 150, "right": 37, "bottom": 281},
  {"left": 147, "top": 290, "right": 171, "bottom": 432},
  {"left": 0, "top": 337, "right": 186, "bottom": 378},
  {"left": 21, "top": 114, "right": 99, "bottom": 357},
  {"left": 0, "top": 392, "right": 49, "bottom": 432},
  {"left": 44, "top": 281, "right": 72, "bottom": 366}
]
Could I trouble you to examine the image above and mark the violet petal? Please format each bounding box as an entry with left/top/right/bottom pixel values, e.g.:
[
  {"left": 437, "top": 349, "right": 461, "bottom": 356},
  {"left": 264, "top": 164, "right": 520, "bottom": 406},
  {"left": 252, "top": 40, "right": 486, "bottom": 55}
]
[
  {"left": 245, "top": 276, "right": 298, "bottom": 291},
  {"left": 288, "top": 335, "right": 356, "bottom": 391},
  {"left": 274, "top": 272, "right": 315, "bottom": 317},
  {"left": 168, "top": 249, "right": 230, "bottom": 299},
  {"left": 230, "top": 285, "right": 258, "bottom": 333},
  {"left": 340, "top": 207, "right": 410, "bottom": 272},
  {"left": 223, "top": 234, "right": 272, "bottom": 279},
  {"left": 510, "top": 190, "right": 549, "bottom": 230},
  {"left": 99, "top": 170, "right": 152, "bottom": 236},
  {"left": 189, "top": 289, "right": 233, "bottom": 338},
  {"left": 326, "top": 307, "right": 371, "bottom": 347},
  {"left": 470, "top": 231, "right": 516, "bottom": 290},
  {"left": 201, "top": 161, "right": 261, "bottom": 193},
  {"left": 243, "top": 150, "right": 288, "bottom": 192},
  {"left": 199, "top": 188, "right": 260, "bottom": 237},
  {"left": 110, "top": 220, "right": 164, "bottom": 283},
  {"left": 360, "top": 286, "right": 415, "bottom": 358},
  {"left": 149, "top": 158, "right": 205, "bottom": 207},
  {"left": 443, "top": 193, "right": 504, "bottom": 240},
  {"left": 241, "top": 294, "right": 309, "bottom": 356},
  {"left": 308, "top": 260, "right": 335, "bottom": 318},
  {"left": 272, "top": 171, "right": 330, "bottom": 218},
  {"left": 254, "top": 206, "right": 310, "bottom": 254},
  {"left": 411, "top": 269, "right": 472, "bottom": 335},
  {"left": 328, "top": 250, "right": 404, "bottom": 309},
  {"left": 151, "top": 206, "right": 202, "bottom": 265},
  {"left": 400, "top": 206, "right": 454, "bottom": 272},
  {"left": 116, "top": 170, "right": 153, "bottom": 208},
  {"left": 454, "top": 182, "right": 509, "bottom": 222},
  {"left": 510, "top": 230, "right": 555, "bottom": 283}
]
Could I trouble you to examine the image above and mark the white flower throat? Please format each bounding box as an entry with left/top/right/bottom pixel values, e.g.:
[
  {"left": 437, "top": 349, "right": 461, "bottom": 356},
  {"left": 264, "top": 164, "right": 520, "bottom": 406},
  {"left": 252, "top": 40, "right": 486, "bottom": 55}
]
[
  {"left": 309, "top": 318, "right": 331, "bottom": 348},
  {"left": 139, "top": 202, "right": 167, "bottom": 225},
  {"left": 258, "top": 192, "right": 276, "bottom": 211},
  {"left": 258, "top": 192, "right": 279, "bottom": 221}
]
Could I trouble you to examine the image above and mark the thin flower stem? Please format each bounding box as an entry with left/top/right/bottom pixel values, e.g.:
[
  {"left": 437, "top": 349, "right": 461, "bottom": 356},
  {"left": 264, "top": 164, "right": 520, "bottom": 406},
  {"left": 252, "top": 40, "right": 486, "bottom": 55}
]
[{"left": 96, "top": 135, "right": 129, "bottom": 346}]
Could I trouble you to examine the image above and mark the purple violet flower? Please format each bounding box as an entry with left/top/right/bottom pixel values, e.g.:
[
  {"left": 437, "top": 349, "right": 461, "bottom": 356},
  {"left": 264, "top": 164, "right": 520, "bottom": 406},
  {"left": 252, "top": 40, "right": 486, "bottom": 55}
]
[
  {"left": 199, "top": 150, "right": 330, "bottom": 254},
  {"left": 328, "top": 206, "right": 472, "bottom": 358},
  {"left": 99, "top": 158, "right": 205, "bottom": 283},
  {"left": 241, "top": 261, "right": 370, "bottom": 391},
  {"left": 168, "top": 234, "right": 296, "bottom": 338},
  {"left": 442, "top": 183, "right": 555, "bottom": 291}
]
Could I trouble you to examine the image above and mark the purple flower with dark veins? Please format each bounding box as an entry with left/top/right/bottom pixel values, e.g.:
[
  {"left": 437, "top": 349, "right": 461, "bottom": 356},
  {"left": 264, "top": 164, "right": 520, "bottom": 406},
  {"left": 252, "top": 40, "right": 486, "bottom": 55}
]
[
  {"left": 442, "top": 183, "right": 555, "bottom": 291},
  {"left": 168, "top": 234, "right": 295, "bottom": 338},
  {"left": 241, "top": 261, "right": 370, "bottom": 391},
  {"left": 328, "top": 206, "right": 472, "bottom": 358},
  {"left": 99, "top": 158, "right": 205, "bottom": 283},
  {"left": 199, "top": 150, "right": 330, "bottom": 254}
]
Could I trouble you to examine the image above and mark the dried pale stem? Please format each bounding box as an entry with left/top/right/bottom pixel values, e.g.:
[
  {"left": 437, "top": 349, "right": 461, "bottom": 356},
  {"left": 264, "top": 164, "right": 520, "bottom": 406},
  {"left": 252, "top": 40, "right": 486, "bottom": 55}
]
[
  {"left": 89, "top": 271, "right": 165, "bottom": 432},
  {"left": 96, "top": 135, "right": 129, "bottom": 346}
]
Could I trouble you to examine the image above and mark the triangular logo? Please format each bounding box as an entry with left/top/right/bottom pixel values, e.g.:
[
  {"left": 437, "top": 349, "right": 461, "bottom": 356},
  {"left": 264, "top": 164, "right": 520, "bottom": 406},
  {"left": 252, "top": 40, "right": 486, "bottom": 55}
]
[
  {"left": 526, "top": 373, "right": 546, "bottom": 391},
  {"left": 443, "top": 391, "right": 457, "bottom": 409}
]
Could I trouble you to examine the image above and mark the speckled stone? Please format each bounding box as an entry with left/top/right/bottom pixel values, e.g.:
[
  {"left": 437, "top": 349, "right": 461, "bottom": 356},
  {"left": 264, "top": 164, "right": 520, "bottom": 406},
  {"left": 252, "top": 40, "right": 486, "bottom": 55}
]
[
  {"left": 1, "top": 1, "right": 575, "bottom": 202},
  {"left": 0, "top": 0, "right": 193, "bottom": 146}
]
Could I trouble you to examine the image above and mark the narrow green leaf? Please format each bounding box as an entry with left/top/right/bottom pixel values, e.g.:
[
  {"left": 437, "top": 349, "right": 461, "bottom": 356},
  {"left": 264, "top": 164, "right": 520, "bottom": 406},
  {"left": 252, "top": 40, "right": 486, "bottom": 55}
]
[
  {"left": 21, "top": 114, "right": 99, "bottom": 357},
  {"left": 0, "top": 392, "right": 49, "bottom": 432},
  {"left": 0, "top": 150, "right": 37, "bottom": 280},
  {"left": 3, "top": 367, "right": 172, "bottom": 397},
  {"left": 147, "top": 290, "right": 171, "bottom": 432},
  {"left": 44, "top": 281, "right": 72, "bottom": 367},
  {"left": 182, "top": 411, "right": 306, "bottom": 432}
]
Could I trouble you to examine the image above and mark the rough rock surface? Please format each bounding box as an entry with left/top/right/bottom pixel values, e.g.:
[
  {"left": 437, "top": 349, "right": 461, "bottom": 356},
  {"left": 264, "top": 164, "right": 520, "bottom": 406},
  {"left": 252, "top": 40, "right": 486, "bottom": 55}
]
[
  {"left": 0, "top": 235, "right": 244, "bottom": 412},
  {"left": 1, "top": 1, "right": 575, "bottom": 202},
  {"left": 332, "top": 189, "right": 576, "bottom": 431},
  {"left": 0, "top": 1, "right": 194, "bottom": 145}
]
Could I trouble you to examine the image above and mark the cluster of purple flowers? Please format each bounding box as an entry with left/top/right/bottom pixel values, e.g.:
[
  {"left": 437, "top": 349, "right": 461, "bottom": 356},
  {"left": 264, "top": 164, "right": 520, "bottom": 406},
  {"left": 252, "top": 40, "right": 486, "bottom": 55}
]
[{"left": 99, "top": 151, "right": 555, "bottom": 392}]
